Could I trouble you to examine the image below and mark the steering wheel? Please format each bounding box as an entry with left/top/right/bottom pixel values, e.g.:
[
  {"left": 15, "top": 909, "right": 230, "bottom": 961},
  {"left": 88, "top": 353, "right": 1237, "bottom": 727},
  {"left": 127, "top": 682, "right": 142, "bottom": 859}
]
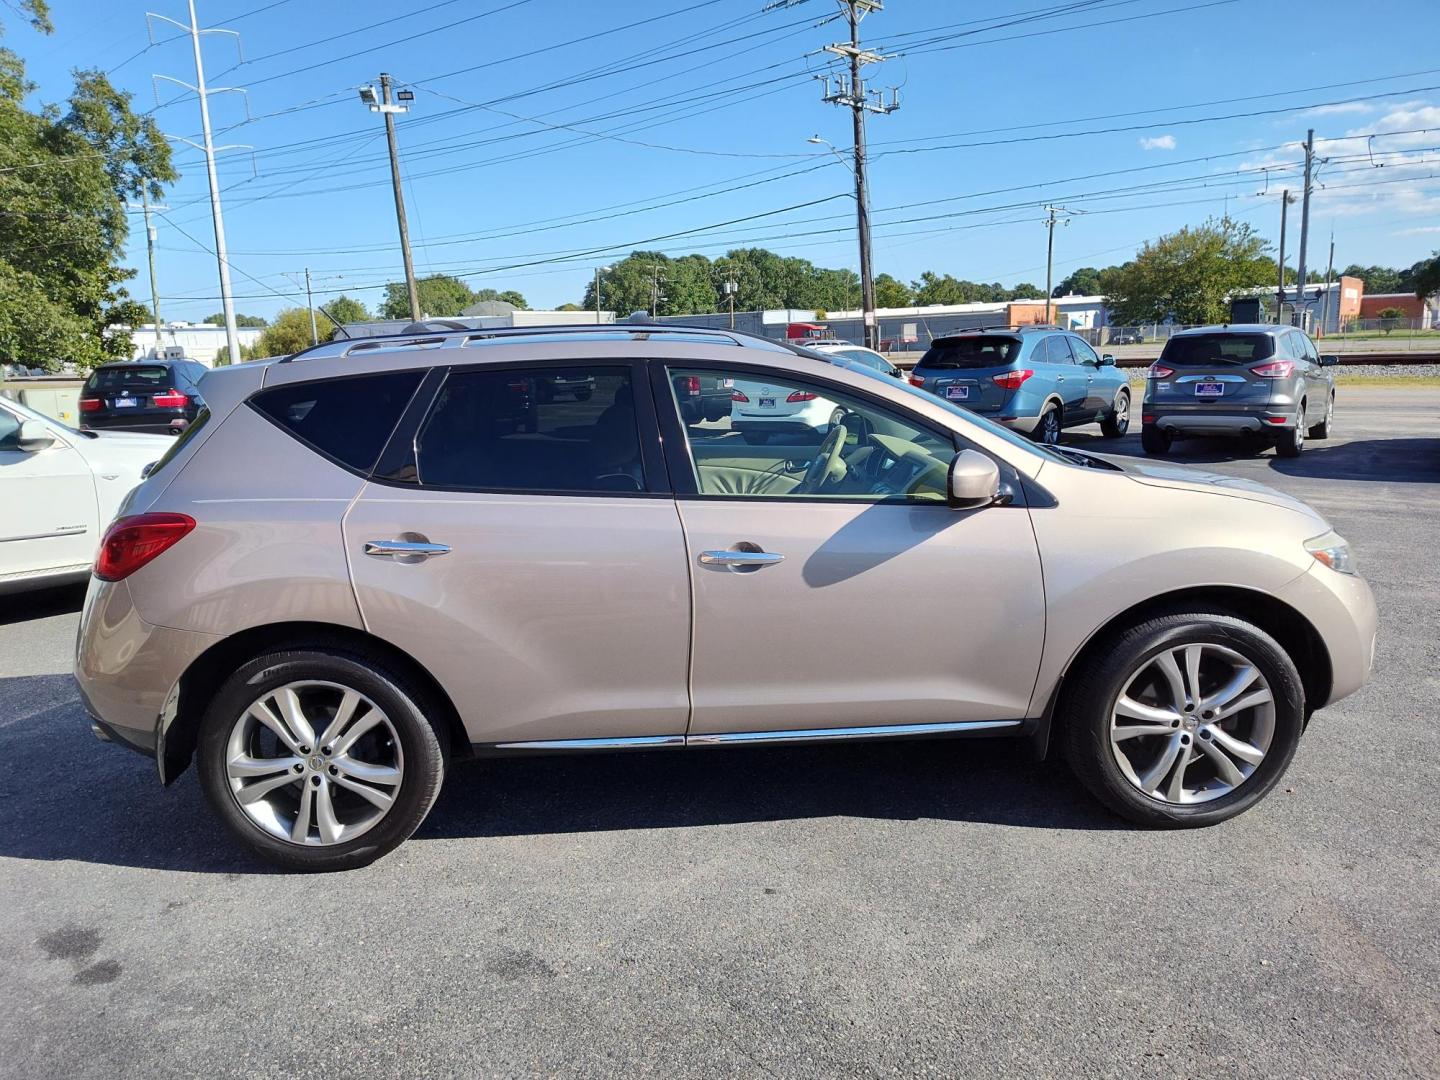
[{"left": 802, "top": 423, "right": 848, "bottom": 492}]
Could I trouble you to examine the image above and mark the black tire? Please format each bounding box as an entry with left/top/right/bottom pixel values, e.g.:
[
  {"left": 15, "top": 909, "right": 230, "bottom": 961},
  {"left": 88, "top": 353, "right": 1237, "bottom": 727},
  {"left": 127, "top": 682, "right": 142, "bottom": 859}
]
[
  {"left": 1031, "top": 403, "right": 1062, "bottom": 445},
  {"left": 574, "top": 389, "right": 592, "bottom": 402},
  {"left": 1140, "top": 424, "right": 1172, "bottom": 456},
  {"left": 197, "top": 647, "right": 449, "bottom": 872},
  {"left": 742, "top": 430, "right": 772, "bottom": 445},
  {"left": 1274, "top": 401, "right": 1306, "bottom": 458},
  {"left": 1059, "top": 609, "right": 1306, "bottom": 827},
  {"left": 1099, "top": 389, "right": 1130, "bottom": 439},
  {"left": 1307, "top": 392, "right": 1333, "bottom": 440}
]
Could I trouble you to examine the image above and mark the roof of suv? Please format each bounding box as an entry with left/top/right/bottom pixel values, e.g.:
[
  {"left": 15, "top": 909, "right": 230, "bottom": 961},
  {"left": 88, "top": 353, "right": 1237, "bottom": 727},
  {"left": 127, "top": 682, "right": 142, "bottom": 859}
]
[
  {"left": 280, "top": 322, "right": 796, "bottom": 363},
  {"left": 1171, "top": 324, "right": 1287, "bottom": 338}
]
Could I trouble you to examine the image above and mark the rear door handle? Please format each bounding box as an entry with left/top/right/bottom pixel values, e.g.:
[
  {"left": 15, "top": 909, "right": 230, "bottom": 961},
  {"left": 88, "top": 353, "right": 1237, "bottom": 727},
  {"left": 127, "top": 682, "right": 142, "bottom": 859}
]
[{"left": 364, "top": 539, "right": 451, "bottom": 559}]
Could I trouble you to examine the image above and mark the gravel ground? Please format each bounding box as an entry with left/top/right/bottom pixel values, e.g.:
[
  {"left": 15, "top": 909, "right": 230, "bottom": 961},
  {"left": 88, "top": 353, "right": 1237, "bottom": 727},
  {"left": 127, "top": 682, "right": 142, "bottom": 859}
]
[{"left": 1, "top": 387, "right": 1437, "bottom": 1078}]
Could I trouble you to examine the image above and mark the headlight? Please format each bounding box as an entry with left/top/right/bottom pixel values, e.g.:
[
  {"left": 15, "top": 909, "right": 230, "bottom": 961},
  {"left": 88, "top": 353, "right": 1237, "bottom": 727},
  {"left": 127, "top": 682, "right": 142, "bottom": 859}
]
[{"left": 1305, "top": 530, "right": 1356, "bottom": 575}]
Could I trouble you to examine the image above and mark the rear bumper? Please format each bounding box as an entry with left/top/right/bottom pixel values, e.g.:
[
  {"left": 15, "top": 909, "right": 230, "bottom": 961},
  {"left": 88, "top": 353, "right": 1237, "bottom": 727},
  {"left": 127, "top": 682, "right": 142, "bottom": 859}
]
[
  {"left": 81, "top": 414, "right": 189, "bottom": 434},
  {"left": 1144, "top": 401, "right": 1297, "bottom": 437},
  {"left": 74, "top": 577, "right": 218, "bottom": 771}
]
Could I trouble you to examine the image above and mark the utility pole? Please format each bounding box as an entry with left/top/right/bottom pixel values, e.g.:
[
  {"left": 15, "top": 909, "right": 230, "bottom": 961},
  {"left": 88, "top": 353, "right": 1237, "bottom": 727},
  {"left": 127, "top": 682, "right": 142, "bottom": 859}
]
[
  {"left": 1275, "top": 189, "right": 1296, "bottom": 322},
  {"left": 126, "top": 187, "right": 170, "bottom": 343},
  {"left": 304, "top": 268, "right": 318, "bottom": 345},
  {"left": 819, "top": 0, "right": 899, "bottom": 351},
  {"left": 1320, "top": 231, "right": 1335, "bottom": 336},
  {"left": 148, "top": 1, "right": 247, "bottom": 365},
  {"left": 361, "top": 74, "right": 420, "bottom": 322},
  {"left": 1295, "top": 128, "right": 1315, "bottom": 331},
  {"left": 723, "top": 280, "right": 738, "bottom": 329},
  {"left": 651, "top": 263, "right": 665, "bottom": 318},
  {"left": 593, "top": 266, "right": 606, "bottom": 324},
  {"left": 1043, "top": 206, "right": 1071, "bottom": 326}
]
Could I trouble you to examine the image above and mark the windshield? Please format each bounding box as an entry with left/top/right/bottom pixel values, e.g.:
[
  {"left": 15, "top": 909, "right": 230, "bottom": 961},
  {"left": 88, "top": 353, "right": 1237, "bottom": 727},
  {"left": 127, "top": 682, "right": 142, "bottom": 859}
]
[
  {"left": 1160, "top": 333, "right": 1274, "bottom": 366},
  {"left": 84, "top": 365, "right": 172, "bottom": 390},
  {"left": 918, "top": 335, "right": 1021, "bottom": 369},
  {"left": 827, "top": 347, "right": 890, "bottom": 370}
]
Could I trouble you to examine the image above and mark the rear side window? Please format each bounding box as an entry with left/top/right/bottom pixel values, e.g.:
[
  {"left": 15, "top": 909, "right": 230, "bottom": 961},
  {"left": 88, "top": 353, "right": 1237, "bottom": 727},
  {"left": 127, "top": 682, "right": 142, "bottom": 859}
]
[
  {"left": 85, "top": 365, "right": 170, "bottom": 391},
  {"left": 1160, "top": 334, "right": 1275, "bottom": 365},
  {"left": 251, "top": 370, "right": 423, "bottom": 473},
  {"left": 415, "top": 367, "right": 644, "bottom": 494},
  {"left": 919, "top": 335, "right": 1020, "bottom": 369}
]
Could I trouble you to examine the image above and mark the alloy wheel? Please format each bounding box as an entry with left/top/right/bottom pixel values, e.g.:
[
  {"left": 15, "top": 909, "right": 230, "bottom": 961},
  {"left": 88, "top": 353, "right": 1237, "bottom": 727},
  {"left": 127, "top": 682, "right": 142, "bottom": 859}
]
[
  {"left": 1041, "top": 409, "right": 1060, "bottom": 444},
  {"left": 1108, "top": 643, "right": 1276, "bottom": 804},
  {"left": 1113, "top": 394, "right": 1129, "bottom": 433},
  {"left": 225, "top": 681, "right": 405, "bottom": 846}
]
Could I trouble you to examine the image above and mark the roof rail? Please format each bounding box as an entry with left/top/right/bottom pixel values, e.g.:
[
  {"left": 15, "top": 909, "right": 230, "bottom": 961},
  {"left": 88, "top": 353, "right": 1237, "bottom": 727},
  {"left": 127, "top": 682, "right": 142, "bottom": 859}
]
[{"left": 278, "top": 321, "right": 784, "bottom": 363}]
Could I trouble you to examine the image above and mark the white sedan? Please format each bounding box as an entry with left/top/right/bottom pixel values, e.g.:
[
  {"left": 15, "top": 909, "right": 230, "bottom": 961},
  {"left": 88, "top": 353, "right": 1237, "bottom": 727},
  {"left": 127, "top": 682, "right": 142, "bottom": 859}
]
[{"left": 0, "top": 395, "right": 172, "bottom": 594}]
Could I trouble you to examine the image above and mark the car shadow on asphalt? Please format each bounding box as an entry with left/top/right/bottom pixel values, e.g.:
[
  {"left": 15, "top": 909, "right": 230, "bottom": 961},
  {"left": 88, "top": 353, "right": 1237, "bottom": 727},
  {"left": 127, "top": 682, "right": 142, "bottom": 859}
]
[
  {"left": 1065, "top": 431, "right": 1440, "bottom": 482},
  {"left": 0, "top": 673, "right": 1120, "bottom": 874},
  {"left": 0, "top": 583, "right": 87, "bottom": 627}
]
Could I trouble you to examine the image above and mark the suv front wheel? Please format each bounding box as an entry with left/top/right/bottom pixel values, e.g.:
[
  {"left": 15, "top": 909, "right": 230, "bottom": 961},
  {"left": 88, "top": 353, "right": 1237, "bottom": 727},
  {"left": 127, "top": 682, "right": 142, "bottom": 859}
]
[
  {"left": 1060, "top": 610, "right": 1305, "bottom": 827},
  {"left": 197, "top": 647, "right": 448, "bottom": 871}
]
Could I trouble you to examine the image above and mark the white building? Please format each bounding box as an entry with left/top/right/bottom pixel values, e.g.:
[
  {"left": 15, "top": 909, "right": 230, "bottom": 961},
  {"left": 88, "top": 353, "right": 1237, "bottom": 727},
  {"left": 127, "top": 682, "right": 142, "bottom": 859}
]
[{"left": 121, "top": 322, "right": 264, "bottom": 366}]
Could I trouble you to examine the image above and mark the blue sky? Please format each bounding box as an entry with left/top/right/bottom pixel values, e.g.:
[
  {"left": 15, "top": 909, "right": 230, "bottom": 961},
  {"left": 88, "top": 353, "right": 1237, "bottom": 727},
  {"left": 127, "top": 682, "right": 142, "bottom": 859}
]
[{"left": 14, "top": 0, "right": 1440, "bottom": 321}]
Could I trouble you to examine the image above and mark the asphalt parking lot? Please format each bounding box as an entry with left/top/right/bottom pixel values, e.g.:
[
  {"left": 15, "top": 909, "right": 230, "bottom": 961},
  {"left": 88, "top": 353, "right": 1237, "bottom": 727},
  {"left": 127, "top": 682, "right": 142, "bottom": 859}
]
[{"left": 2, "top": 387, "right": 1437, "bottom": 1078}]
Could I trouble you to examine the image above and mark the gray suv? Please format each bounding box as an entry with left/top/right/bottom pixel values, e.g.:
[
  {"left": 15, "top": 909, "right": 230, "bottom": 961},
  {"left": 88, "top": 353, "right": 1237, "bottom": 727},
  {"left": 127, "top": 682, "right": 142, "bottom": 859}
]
[{"left": 1141, "top": 325, "right": 1338, "bottom": 457}]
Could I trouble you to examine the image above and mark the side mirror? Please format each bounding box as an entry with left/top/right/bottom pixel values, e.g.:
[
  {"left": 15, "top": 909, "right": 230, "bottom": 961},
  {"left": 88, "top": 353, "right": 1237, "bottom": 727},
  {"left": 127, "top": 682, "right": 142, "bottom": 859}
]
[
  {"left": 16, "top": 419, "right": 56, "bottom": 453},
  {"left": 948, "top": 449, "right": 1002, "bottom": 510},
  {"left": 1099, "top": 354, "right": 1116, "bottom": 366},
  {"left": 1319, "top": 354, "right": 1339, "bottom": 367}
]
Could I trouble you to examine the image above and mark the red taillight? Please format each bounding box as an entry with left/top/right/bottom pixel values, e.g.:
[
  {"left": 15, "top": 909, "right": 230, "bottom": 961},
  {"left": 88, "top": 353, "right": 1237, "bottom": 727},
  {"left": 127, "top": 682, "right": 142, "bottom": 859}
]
[
  {"left": 1264, "top": 415, "right": 1289, "bottom": 425},
  {"left": 785, "top": 390, "right": 817, "bottom": 402},
  {"left": 151, "top": 389, "right": 189, "bottom": 408},
  {"left": 1251, "top": 360, "right": 1294, "bottom": 379},
  {"left": 1142, "top": 414, "right": 1156, "bottom": 424},
  {"left": 80, "top": 397, "right": 102, "bottom": 412},
  {"left": 908, "top": 374, "right": 925, "bottom": 387},
  {"left": 506, "top": 379, "right": 528, "bottom": 392},
  {"left": 679, "top": 376, "right": 701, "bottom": 396},
  {"left": 731, "top": 389, "right": 749, "bottom": 402},
  {"left": 1149, "top": 364, "right": 1175, "bottom": 379},
  {"left": 991, "top": 368, "right": 1034, "bottom": 390},
  {"left": 95, "top": 513, "right": 195, "bottom": 582}
]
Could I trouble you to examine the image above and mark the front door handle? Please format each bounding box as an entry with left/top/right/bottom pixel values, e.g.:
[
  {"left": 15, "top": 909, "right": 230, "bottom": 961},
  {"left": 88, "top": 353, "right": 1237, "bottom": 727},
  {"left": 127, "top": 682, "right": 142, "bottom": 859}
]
[
  {"left": 364, "top": 539, "right": 451, "bottom": 559},
  {"left": 699, "top": 549, "right": 785, "bottom": 568}
]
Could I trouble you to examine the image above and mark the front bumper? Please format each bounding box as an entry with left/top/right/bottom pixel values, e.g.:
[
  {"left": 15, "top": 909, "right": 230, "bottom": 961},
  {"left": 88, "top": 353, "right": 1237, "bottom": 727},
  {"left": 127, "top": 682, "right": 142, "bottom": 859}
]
[
  {"left": 74, "top": 577, "right": 218, "bottom": 770},
  {"left": 1275, "top": 563, "right": 1379, "bottom": 708}
]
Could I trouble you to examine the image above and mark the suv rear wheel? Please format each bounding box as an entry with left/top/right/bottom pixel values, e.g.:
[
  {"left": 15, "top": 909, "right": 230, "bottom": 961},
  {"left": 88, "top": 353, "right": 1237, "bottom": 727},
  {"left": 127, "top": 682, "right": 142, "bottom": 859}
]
[
  {"left": 1060, "top": 609, "right": 1305, "bottom": 827},
  {"left": 1275, "top": 402, "right": 1306, "bottom": 458},
  {"left": 1140, "top": 424, "right": 1171, "bottom": 456},
  {"left": 197, "top": 647, "right": 448, "bottom": 871},
  {"left": 1032, "top": 403, "right": 1062, "bottom": 445},
  {"left": 1099, "top": 389, "right": 1130, "bottom": 439}
]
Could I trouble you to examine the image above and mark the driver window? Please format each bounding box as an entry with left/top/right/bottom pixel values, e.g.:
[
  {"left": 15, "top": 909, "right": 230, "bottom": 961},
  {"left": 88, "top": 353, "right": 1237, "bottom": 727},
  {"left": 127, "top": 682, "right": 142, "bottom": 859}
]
[
  {"left": 667, "top": 367, "right": 953, "bottom": 503},
  {"left": 0, "top": 408, "right": 20, "bottom": 450}
]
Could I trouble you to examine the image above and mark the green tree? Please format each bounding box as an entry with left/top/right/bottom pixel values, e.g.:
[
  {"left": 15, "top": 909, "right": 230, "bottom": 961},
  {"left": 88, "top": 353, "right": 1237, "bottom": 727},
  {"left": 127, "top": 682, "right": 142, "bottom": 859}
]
[
  {"left": 1103, "top": 217, "right": 1269, "bottom": 326},
  {"left": 251, "top": 307, "right": 333, "bottom": 357},
  {"left": 1052, "top": 267, "right": 1105, "bottom": 297},
  {"left": 1409, "top": 253, "right": 1440, "bottom": 301},
  {"left": 1008, "top": 282, "right": 1045, "bottom": 300},
  {"left": 204, "top": 312, "right": 267, "bottom": 328},
  {"left": 912, "top": 272, "right": 974, "bottom": 306},
  {"left": 320, "top": 295, "right": 369, "bottom": 327},
  {"left": 471, "top": 287, "right": 530, "bottom": 310},
  {"left": 874, "top": 272, "right": 914, "bottom": 308},
  {"left": 555, "top": 302, "right": 582, "bottom": 311},
  {"left": 380, "top": 273, "right": 473, "bottom": 319},
  {"left": 0, "top": 44, "right": 176, "bottom": 371},
  {"left": 1340, "top": 264, "right": 1405, "bottom": 294},
  {"left": 583, "top": 252, "right": 677, "bottom": 316}
]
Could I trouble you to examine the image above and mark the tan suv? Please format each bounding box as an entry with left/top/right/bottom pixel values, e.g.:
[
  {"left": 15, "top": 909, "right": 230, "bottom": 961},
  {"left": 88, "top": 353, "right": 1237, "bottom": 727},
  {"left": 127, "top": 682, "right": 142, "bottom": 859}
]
[{"left": 75, "top": 325, "right": 1378, "bottom": 870}]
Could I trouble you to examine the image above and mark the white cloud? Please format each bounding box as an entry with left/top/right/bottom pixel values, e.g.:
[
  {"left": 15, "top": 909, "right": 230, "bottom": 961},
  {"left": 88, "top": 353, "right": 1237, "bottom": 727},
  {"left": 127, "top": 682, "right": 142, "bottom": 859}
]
[
  {"left": 1139, "top": 135, "right": 1176, "bottom": 151},
  {"left": 1395, "top": 224, "right": 1440, "bottom": 237},
  {"left": 1303, "top": 102, "right": 1373, "bottom": 117}
]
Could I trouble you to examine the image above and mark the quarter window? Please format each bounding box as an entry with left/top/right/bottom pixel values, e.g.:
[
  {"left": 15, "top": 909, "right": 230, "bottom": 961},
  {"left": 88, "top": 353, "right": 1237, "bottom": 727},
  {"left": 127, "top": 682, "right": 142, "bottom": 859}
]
[
  {"left": 0, "top": 407, "right": 20, "bottom": 450},
  {"left": 415, "top": 367, "right": 644, "bottom": 493},
  {"left": 670, "top": 367, "right": 955, "bottom": 503},
  {"left": 251, "top": 370, "right": 423, "bottom": 473}
]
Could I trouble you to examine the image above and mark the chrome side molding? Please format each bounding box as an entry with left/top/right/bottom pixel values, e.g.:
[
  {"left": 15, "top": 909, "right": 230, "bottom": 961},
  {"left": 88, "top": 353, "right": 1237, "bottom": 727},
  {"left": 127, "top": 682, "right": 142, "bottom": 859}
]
[{"left": 488, "top": 720, "right": 1023, "bottom": 752}]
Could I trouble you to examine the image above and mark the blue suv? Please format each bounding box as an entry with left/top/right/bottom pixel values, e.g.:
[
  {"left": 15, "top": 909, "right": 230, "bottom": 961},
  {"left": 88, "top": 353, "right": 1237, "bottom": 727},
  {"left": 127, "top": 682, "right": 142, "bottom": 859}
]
[{"left": 908, "top": 327, "right": 1131, "bottom": 444}]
